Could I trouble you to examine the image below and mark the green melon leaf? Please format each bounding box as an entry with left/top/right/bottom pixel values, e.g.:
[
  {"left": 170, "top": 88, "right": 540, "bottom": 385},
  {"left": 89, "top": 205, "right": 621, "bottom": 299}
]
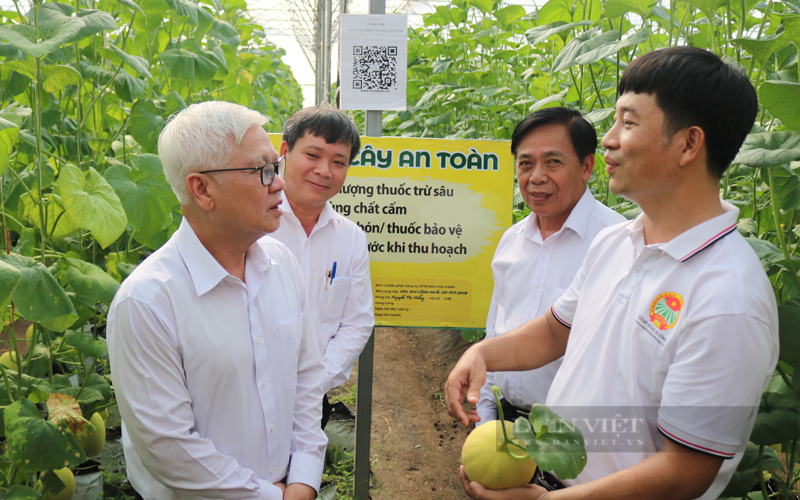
[
  {"left": 734, "top": 132, "right": 800, "bottom": 168},
  {"left": 759, "top": 81, "right": 800, "bottom": 132},
  {"left": 57, "top": 164, "right": 127, "bottom": 248},
  {"left": 0, "top": 19, "right": 84, "bottom": 58},
  {"left": 4, "top": 398, "right": 87, "bottom": 471},
  {"left": 0, "top": 253, "right": 76, "bottom": 322},
  {"left": 129, "top": 99, "right": 165, "bottom": 153},
  {"left": 61, "top": 258, "right": 119, "bottom": 305},
  {"left": 105, "top": 154, "right": 177, "bottom": 241},
  {"left": 513, "top": 404, "right": 587, "bottom": 480}
]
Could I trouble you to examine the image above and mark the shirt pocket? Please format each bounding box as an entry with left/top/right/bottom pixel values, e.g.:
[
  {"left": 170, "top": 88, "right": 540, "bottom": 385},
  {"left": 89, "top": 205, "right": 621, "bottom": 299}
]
[
  {"left": 278, "top": 315, "right": 303, "bottom": 389},
  {"left": 322, "top": 276, "right": 351, "bottom": 322}
]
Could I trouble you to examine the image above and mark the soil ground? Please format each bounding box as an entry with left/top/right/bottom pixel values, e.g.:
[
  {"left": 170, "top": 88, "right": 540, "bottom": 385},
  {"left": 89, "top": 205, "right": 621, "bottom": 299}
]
[{"left": 330, "top": 327, "right": 475, "bottom": 500}]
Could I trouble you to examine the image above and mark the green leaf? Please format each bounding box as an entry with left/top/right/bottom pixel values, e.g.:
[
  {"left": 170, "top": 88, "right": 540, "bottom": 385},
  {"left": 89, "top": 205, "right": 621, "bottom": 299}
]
[
  {"left": 759, "top": 81, "right": 800, "bottom": 132},
  {"left": 751, "top": 392, "right": 800, "bottom": 445},
  {"left": 0, "top": 258, "right": 21, "bottom": 312},
  {"left": 83, "top": 373, "right": 112, "bottom": 402},
  {"left": 42, "top": 312, "right": 79, "bottom": 332},
  {"left": 732, "top": 33, "right": 788, "bottom": 64},
  {"left": 40, "top": 65, "right": 82, "bottom": 93},
  {"left": 129, "top": 99, "right": 165, "bottom": 154},
  {"left": 105, "top": 154, "right": 178, "bottom": 241},
  {"left": 678, "top": 0, "right": 727, "bottom": 16},
  {"left": 19, "top": 192, "right": 79, "bottom": 239},
  {"left": 719, "top": 443, "right": 783, "bottom": 497},
  {"left": 553, "top": 29, "right": 621, "bottom": 72},
  {"left": 525, "top": 20, "right": 593, "bottom": 45},
  {"left": 4, "top": 398, "right": 87, "bottom": 471},
  {"left": 4, "top": 484, "right": 42, "bottom": 499},
  {"left": 763, "top": 165, "right": 800, "bottom": 212},
  {"left": 114, "top": 68, "right": 146, "bottom": 102},
  {"left": 574, "top": 28, "right": 649, "bottom": 66},
  {"left": 165, "top": 91, "right": 186, "bottom": 117},
  {"left": 160, "top": 47, "right": 218, "bottom": 87},
  {"left": 493, "top": 5, "right": 526, "bottom": 29},
  {"left": 1, "top": 60, "right": 35, "bottom": 79},
  {"left": 61, "top": 258, "right": 119, "bottom": 305},
  {"left": 64, "top": 331, "right": 108, "bottom": 359},
  {"left": 0, "top": 18, "right": 84, "bottom": 58},
  {"left": 583, "top": 107, "right": 615, "bottom": 124},
  {"left": 778, "top": 299, "right": 800, "bottom": 367},
  {"left": 115, "top": 0, "right": 146, "bottom": 17},
  {"left": 57, "top": 164, "right": 127, "bottom": 248},
  {"left": 513, "top": 404, "right": 586, "bottom": 479},
  {"left": 604, "top": 0, "right": 652, "bottom": 17},
  {"left": 0, "top": 253, "right": 76, "bottom": 322},
  {"left": 101, "top": 44, "right": 153, "bottom": 79},
  {"left": 469, "top": 0, "right": 494, "bottom": 14},
  {"left": 734, "top": 132, "right": 800, "bottom": 168},
  {"left": 0, "top": 116, "right": 19, "bottom": 176},
  {"left": 72, "top": 9, "right": 117, "bottom": 42},
  {"left": 778, "top": 15, "right": 800, "bottom": 51},
  {"left": 530, "top": 87, "right": 569, "bottom": 113}
]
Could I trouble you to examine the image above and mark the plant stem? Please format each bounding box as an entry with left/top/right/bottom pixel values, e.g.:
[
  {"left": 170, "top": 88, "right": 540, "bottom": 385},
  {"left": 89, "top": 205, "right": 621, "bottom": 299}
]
[
  {"left": 777, "top": 363, "right": 797, "bottom": 392},
  {"left": 758, "top": 445, "right": 769, "bottom": 498},
  {"left": 768, "top": 167, "right": 800, "bottom": 292}
]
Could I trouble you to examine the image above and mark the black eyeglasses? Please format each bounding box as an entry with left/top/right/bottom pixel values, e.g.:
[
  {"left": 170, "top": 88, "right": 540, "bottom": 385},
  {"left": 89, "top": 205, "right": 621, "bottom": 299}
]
[{"left": 200, "top": 157, "right": 285, "bottom": 186}]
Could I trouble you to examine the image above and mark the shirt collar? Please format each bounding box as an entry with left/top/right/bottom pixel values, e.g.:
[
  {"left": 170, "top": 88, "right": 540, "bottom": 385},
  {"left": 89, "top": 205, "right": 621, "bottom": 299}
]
[
  {"left": 280, "top": 192, "right": 339, "bottom": 232},
  {"left": 521, "top": 187, "right": 595, "bottom": 241},
  {"left": 175, "top": 218, "right": 274, "bottom": 296},
  {"left": 627, "top": 200, "right": 739, "bottom": 262}
]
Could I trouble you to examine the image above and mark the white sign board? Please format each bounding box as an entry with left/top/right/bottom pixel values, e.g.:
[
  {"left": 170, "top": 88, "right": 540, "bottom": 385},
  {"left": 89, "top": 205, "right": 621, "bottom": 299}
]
[{"left": 340, "top": 14, "right": 408, "bottom": 111}]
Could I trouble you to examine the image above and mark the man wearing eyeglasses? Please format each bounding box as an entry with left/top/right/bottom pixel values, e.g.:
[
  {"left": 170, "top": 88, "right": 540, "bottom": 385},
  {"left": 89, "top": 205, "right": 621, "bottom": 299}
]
[
  {"left": 270, "top": 105, "right": 374, "bottom": 429},
  {"left": 108, "top": 101, "right": 326, "bottom": 500}
]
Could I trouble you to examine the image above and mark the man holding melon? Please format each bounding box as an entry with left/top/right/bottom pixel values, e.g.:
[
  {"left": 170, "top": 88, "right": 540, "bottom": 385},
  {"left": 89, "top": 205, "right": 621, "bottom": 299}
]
[
  {"left": 477, "top": 107, "right": 624, "bottom": 429},
  {"left": 108, "top": 101, "right": 327, "bottom": 500},
  {"left": 446, "top": 47, "right": 778, "bottom": 500}
]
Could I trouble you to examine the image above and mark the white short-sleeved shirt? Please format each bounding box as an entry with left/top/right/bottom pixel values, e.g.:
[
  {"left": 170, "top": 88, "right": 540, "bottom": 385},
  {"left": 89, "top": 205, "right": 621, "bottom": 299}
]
[
  {"left": 108, "top": 218, "right": 327, "bottom": 500},
  {"left": 477, "top": 189, "right": 625, "bottom": 423},
  {"left": 547, "top": 201, "right": 778, "bottom": 500},
  {"left": 270, "top": 195, "right": 374, "bottom": 394}
]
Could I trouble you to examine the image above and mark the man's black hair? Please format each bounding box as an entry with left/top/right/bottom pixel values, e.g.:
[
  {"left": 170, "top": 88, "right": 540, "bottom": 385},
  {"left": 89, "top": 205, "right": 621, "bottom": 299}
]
[
  {"left": 282, "top": 105, "right": 361, "bottom": 162},
  {"left": 618, "top": 46, "right": 757, "bottom": 178},
  {"left": 510, "top": 107, "right": 597, "bottom": 163}
]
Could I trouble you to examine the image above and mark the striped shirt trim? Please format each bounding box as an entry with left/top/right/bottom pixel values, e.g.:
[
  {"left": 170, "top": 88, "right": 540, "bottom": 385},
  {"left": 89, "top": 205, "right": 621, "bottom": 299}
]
[
  {"left": 679, "top": 223, "right": 737, "bottom": 262},
  {"left": 551, "top": 306, "right": 572, "bottom": 329},
  {"left": 657, "top": 423, "right": 736, "bottom": 459}
]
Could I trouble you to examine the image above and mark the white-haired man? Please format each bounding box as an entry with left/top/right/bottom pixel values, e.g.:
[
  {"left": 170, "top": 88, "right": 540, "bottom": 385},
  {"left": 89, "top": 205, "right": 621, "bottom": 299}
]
[{"left": 108, "top": 101, "right": 326, "bottom": 500}]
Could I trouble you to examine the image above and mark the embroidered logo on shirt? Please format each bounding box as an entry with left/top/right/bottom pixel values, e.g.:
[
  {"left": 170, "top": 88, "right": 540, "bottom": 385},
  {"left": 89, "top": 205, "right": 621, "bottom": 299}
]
[{"left": 649, "top": 292, "right": 684, "bottom": 330}]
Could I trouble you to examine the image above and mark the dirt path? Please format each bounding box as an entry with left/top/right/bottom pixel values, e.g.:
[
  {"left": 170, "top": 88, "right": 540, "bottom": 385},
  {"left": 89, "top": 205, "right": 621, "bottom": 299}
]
[{"left": 356, "top": 327, "right": 474, "bottom": 500}]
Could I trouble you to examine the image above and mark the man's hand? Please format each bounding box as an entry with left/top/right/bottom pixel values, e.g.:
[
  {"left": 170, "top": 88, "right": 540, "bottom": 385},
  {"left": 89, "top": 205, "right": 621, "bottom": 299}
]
[
  {"left": 444, "top": 345, "right": 487, "bottom": 426},
  {"left": 274, "top": 482, "right": 287, "bottom": 494},
  {"left": 460, "top": 466, "right": 549, "bottom": 500},
  {"left": 283, "top": 482, "right": 316, "bottom": 500}
]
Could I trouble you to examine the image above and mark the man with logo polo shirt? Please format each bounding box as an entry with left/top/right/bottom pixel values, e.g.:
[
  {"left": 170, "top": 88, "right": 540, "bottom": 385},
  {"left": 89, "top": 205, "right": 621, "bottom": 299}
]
[
  {"left": 270, "top": 105, "right": 374, "bottom": 429},
  {"left": 108, "top": 101, "right": 326, "bottom": 500},
  {"left": 445, "top": 47, "right": 778, "bottom": 500},
  {"left": 476, "top": 107, "right": 625, "bottom": 426}
]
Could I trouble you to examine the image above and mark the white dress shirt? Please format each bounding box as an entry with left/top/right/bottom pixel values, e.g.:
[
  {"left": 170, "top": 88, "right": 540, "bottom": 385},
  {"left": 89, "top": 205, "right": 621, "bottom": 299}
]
[
  {"left": 477, "top": 188, "right": 625, "bottom": 423},
  {"left": 270, "top": 194, "right": 374, "bottom": 394},
  {"left": 108, "top": 218, "right": 327, "bottom": 500},
  {"left": 548, "top": 201, "right": 778, "bottom": 499}
]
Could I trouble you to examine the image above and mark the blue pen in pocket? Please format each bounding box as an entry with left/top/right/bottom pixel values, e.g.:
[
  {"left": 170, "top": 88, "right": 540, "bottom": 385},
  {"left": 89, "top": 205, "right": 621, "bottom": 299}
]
[{"left": 330, "top": 261, "right": 337, "bottom": 285}]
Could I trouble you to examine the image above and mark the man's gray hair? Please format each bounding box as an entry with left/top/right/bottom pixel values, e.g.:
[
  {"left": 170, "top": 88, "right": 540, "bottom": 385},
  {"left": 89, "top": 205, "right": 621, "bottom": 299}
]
[{"left": 158, "top": 101, "right": 268, "bottom": 204}]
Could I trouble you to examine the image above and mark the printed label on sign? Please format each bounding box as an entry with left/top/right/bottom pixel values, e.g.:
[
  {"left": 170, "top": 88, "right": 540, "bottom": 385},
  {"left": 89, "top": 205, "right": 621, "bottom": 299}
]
[{"left": 374, "top": 279, "right": 471, "bottom": 323}]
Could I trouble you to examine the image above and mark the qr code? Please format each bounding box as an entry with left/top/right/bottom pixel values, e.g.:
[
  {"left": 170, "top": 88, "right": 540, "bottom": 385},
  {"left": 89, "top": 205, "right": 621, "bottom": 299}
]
[{"left": 352, "top": 46, "right": 398, "bottom": 90}]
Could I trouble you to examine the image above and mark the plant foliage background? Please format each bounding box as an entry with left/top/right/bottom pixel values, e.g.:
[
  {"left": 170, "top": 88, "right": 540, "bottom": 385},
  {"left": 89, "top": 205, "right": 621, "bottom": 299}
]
[{"left": 2, "top": 0, "right": 800, "bottom": 496}]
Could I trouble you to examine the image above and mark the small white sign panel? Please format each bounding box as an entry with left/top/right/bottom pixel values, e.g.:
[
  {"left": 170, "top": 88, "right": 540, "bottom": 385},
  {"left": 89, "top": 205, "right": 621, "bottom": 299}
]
[{"left": 340, "top": 14, "right": 408, "bottom": 111}]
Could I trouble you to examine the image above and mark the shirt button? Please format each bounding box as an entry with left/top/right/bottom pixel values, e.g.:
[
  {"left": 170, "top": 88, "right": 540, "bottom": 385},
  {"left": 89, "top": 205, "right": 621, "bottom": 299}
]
[
  {"left": 544, "top": 247, "right": 550, "bottom": 253},
  {"left": 262, "top": 381, "right": 267, "bottom": 388},
  {"left": 635, "top": 266, "right": 643, "bottom": 273},
  {"left": 512, "top": 391, "right": 518, "bottom": 398},
  {"left": 270, "top": 467, "right": 275, "bottom": 473},
  {"left": 535, "top": 283, "right": 541, "bottom": 289},
  {"left": 256, "top": 337, "right": 262, "bottom": 344},
  {"left": 270, "top": 425, "right": 275, "bottom": 432}
]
